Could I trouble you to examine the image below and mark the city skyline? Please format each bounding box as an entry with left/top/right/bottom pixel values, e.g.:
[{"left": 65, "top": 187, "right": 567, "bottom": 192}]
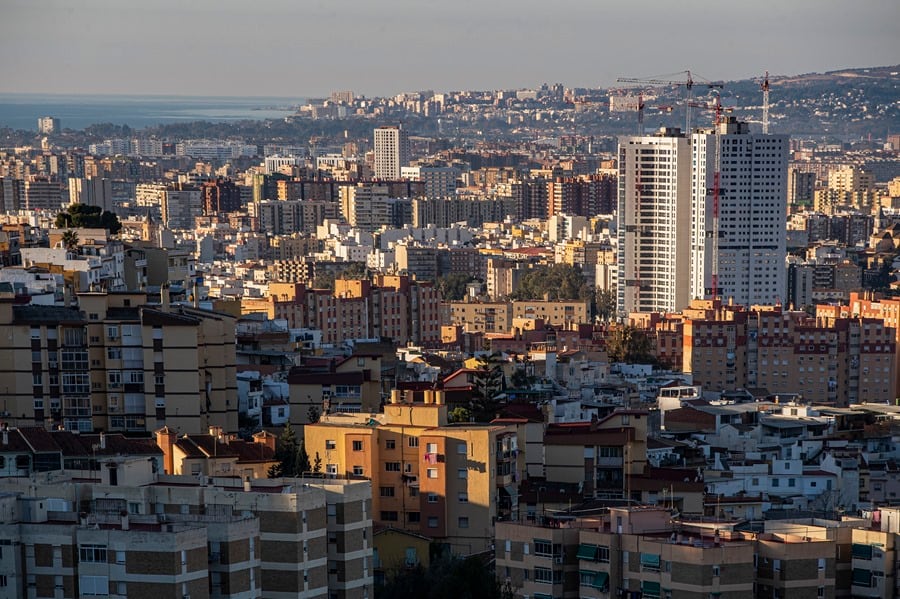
[{"left": 1, "top": 0, "right": 897, "bottom": 97}]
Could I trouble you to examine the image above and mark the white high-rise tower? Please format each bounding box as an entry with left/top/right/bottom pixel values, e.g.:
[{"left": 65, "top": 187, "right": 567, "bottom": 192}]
[
  {"left": 616, "top": 128, "right": 693, "bottom": 316},
  {"left": 690, "top": 118, "right": 788, "bottom": 306},
  {"left": 373, "top": 126, "right": 410, "bottom": 180}
]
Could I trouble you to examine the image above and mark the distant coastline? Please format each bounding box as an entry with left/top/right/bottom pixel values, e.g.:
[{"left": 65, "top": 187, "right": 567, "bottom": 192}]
[{"left": 0, "top": 93, "right": 302, "bottom": 131}]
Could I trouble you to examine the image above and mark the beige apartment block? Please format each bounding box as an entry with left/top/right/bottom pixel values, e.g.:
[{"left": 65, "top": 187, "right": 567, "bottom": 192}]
[
  {"left": 0, "top": 291, "right": 237, "bottom": 435},
  {"left": 0, "top": 469, "right": 373, "bottom": 599},
  {"left": 304, "top": 390, "right": 524, "bottom": 555}
]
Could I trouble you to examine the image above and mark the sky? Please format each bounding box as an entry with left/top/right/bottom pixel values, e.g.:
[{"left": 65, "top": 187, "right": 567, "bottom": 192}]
[{"left": 1, "top": 0, "right": 897, "bottom": 98}]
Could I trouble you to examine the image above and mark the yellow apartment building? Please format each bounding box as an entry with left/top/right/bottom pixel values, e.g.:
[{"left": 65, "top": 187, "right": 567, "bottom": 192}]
[{"left": 303, "top": 389, "right": 524, "bottom": 555}]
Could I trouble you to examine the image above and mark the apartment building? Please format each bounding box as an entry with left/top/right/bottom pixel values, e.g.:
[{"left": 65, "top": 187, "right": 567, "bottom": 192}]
[
  {"left": 496, "top": 506, "right": 900, "bottom": 599},
  {"left": 0, "top": 464, "right": 373, "bottom": 599},
  {"left": 243, "top": 276, "right": 441, "bottom": 346},
  {"left": 287, "top": 354, "right": 383, "bottom": 426},
  {"left": 373, "top": 126, "right": 410, "bottom": 180},
  {"left": 0, "top": 291, "right": 237, "bottom": 434},
  {"left": 690, "top": 119, "right": 789, "bottom": 306},
  {"left": 616, "top": 128, "right": 693, "bottom": 315},
  {"left": 663, "top": 299, "right": 896, "bottom": 404},
  {"left": 303, "top": 390, "right": 524, "bottom": 555},
  {"left": 445, "top": 299, "right": 591, "bottom": 334}
]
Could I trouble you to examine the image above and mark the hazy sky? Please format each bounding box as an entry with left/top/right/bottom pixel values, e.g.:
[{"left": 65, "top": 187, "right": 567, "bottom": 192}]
[{"left": 1, "top": 0, "right": 897, "bottom": 97}]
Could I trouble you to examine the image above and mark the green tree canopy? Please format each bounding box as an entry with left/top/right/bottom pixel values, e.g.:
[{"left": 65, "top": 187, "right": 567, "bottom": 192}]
[
  {"left": 509, "top": 263, "right": 589, "bottom": 300},
  {"left": 436, "top": 273, "right": 476, "bottom": 301},
  {"left": 55, "top": 203, "right": 122, "bottom": 234},
  {"left": 605, "top": 325, "right": 656, "bottom": 365},
  {"left": 376, "top": 552, "right": 513, "bottom": 599},
  {"left": 267, "top": 423, "right": 307, "bottom": 478},
  {"left": 470, "top": 353, "right": 505, "bottom": 421}
]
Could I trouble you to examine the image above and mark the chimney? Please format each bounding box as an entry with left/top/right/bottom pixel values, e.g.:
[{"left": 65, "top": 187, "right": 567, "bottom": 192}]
[
  {"left": 423, "top": 390, "right": 434, "bottom": 405},
  {"left": 99, "top": 432, "right": 106, "bottom": 450},
  {"left": 155, "top": 427, "right": 178, "bottom": 475},
  {"left": 390, "top": 389, "right": 401, "bottom": 404},
  {"left": 252, "top": 431, "right": 276, "bottom": 453},
  {"left": 435, "top": 390, "right": 445, "bottom": 405}
]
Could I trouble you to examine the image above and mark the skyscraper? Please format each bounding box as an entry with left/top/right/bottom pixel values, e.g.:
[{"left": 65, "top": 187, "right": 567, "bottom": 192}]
[
  {"left": 616, "top": 128, "right": 693, "bottom": 315},
  {"left": 373, "top": 125, "right": 410, "bottom": 180},
  {"left": 690, "top": 118, "right": 789, "bottom": 306}
]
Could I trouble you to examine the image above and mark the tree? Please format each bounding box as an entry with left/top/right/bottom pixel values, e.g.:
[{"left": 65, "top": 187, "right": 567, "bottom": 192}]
[
  {"left": 595, "top": 288, "right": 617, "bottom": 322},
  {"left": 448, "top": 406, "right": 471, "bottom": 423},
  {"left": 470, "top": 353, "right": 505, "bottom": 421},
  {"left": 307, "top": 406, "right": 320, "bottom": 424},
  {"left": 268, "top": 423, "right": 300, "bottom": 478},
  {"left": 509, "top": 263, "right": 589, "bottom": 301},
  {"left": 605, "top": 325, "right": 656, "bottom": 364},
  {"left": 313, "top": 452, "right": 322, "bottom": 474},
  {"left": 55, "top": 203, "right": 121, "bottom": 234},
  {"left": 436, "top": 273, "right": 476, "bottom": 301},
  {"left": 376, "top": 552, "right": 514, "bottom": 599},
  {"left": 297, "top": 440, "right": 311, "bottom": 475},
  {"left": 60, "top": 230, "right": 79, "bottom": 252}
]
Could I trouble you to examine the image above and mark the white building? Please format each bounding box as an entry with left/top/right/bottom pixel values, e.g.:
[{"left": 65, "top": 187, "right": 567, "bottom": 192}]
[
  {"left": 616, "top": 128, "right": 693, "bottom": 315},
  {"left": 373, "top": 126, "right": 410, "bottom": 180},
  {"left": 401, "top": 165, "right": 458, "bottom": 198},
  {"left": 264, "top": 154, "right": 303, "bottom": 175},
  {"left": 691, "top": 118, "right": 789, "bottom": 306},
  {"left": 37, "top": 116, "right": 59, "bottom": 134}
]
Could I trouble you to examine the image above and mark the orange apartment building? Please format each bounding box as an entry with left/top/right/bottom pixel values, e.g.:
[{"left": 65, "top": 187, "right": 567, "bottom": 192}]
[{"left": 303, "top": 389, "right": 524, "bottom": 555}]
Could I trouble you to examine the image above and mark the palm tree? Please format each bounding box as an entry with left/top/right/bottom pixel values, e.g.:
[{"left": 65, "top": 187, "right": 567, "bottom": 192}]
[{"left": 60, "top": 230, "right": 79, "bottom": 253}]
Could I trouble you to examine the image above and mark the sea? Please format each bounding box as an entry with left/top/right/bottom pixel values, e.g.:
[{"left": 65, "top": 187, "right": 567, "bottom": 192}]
[{"left": 0, "top": 93, "right": 302, "bottom": 131}]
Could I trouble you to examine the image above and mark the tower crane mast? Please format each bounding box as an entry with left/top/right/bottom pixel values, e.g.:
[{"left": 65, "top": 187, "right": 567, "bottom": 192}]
[{"left": 761, "top": 70, "right": 770, "bottom": 134}]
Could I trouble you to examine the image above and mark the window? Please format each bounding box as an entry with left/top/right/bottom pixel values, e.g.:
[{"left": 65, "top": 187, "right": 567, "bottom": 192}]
[
  {"left": 385, "top": 462, "right": 401, "bottom": 472},
  {"left": 79, "top": 544, "right": 108, "bottom": 563},
  {"left": 458, "top": 468, "right": 467, "bottom": 479},
  {"left": 458, "top": 442, "right": 467, "bottom": 454},
  {"left": 426, "top": 442, "right": 438, "bottom": 454},
  {"left": 380, "top": 486, "right": 395, "bottom": 497},
  {"left": 598, "top": 545, "right": 610, "bottom": 563},
  {"left": 352, "top": 440, "right": 363, "bottom": 451},
  {"left": 326, "top": 464, "right": 337, "bottom": 475},
  {"left": 79, "top": 575, "right": 108, "bottom": 596},
  {"left": 458, "top": 516, "right": 469, "bottom": 528},
  {"left": 427, "top": 493, "right": 438, "bottom": 503},
  {"left": 773, "top": 559, "right": 781, "bottom": 572},
  {"left": 352, "top": 466, "right": 364, "bottom": 476},
  {"left": 386, "top": 439, "right": 396, "bottom": 449},
  {"left": 818, "top": 557, "right": 825, "bottom": 571},
  {"left": 427, "top": 517, "right": 438, "bottom": 528},
  {"left": 407, "top": 512, "right": 420, "bottom": 523},
  {"left": 326, "top": 440, "right": 336, "bottom": 450},
  {"left": 408, "top": 437, "right": 419, "bottom": 447},
  {"left": 427, "top": 468, "right": 438, "bottom": 479},
  {"left": 380, "top": 511, "right": 399, "bottom": 522},
  {"left": 458, "top": 491, "right": 468, "bottom": 502},
  {"left": 817, "top": 587, "right": 825, "bottom": 598},
  {"left": 712, "top": 565, "right": 720, "bottom": 577},
  {"left": 534, "top": 539, "right": 553, "bottom": 557}
]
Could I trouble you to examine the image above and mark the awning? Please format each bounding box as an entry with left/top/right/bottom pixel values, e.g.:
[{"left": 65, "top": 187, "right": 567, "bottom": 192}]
[
  {"left": 502, "top": 484, "right": 518, "bottom": 501},
  {"left": 592, "top": 571, "right": 609, "bottom": 590},
  {"left": 640, "top": 552, "right": 661, "bottom": 568},
  {"left": 851, "top": 543, "right": 873, "bottom": 560},
  {"left": 641, "top": 580, "right": 661, "bottom": 597},
  {"left": 852, "top": 568, "right": 872, "bottom": 587},
  {"left": 576, "top": 543, "right": 598, "bottom": 560}
]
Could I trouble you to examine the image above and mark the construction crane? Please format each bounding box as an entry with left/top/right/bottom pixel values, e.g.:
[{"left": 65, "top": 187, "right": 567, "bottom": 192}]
[
  {"left": 687, "top": 94, "right": 730, "bottom": 299},
  {"left": 760, "top": 70, "right": 770, "bottom": 134},
  {"left": 617, "top": 70, "right": 723, "bottom": 132}
]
